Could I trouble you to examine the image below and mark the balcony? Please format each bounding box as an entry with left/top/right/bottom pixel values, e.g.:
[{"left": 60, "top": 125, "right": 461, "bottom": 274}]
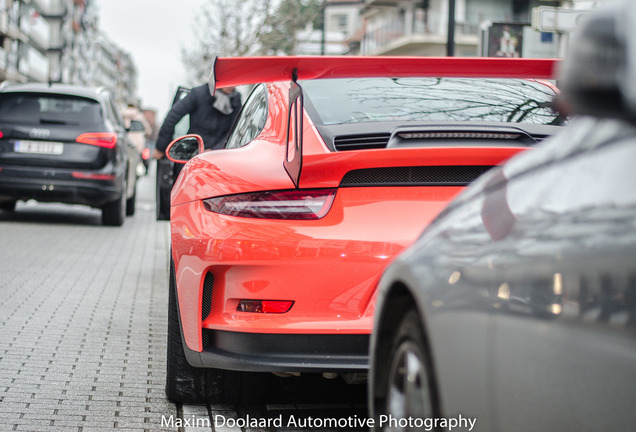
[
  {"left": 361, "top": 0, "right": 399, "bottom": 10},
  {"left": 0, "top": 11, "right": 7, "bottom": 35},
  {"left": 34, "top": 0, "right": 68, "bottom": 19},
  {"left": 360, "top": 7, "right": 479, "bottom": 56}
]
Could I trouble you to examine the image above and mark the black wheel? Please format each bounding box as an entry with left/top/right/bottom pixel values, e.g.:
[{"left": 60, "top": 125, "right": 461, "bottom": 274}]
[
  {"left": 165, "top": 259, "right": 265, "bottom": 404},
  {"left": 102, "top": 177, "right": 126, "bottom": 226},
  {"left": 126, "top": 181, "right": 136, "bottom": 216},
  {"left": 166, "top": 259, "right": 208, "bottom": 403},
  {"left": 374, "top": 309, "right": 438, "bottom": 432},
  {"left": 0, "top": 200, "right": 17, "bottom": 212}
]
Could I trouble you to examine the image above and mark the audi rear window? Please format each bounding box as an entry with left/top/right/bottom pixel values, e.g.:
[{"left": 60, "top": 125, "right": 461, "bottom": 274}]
[
  {"left": 0, "top": 93, "right": 103, "bottom": 127},
  {"left": 301, "top": 77, "right": 564, "bottom": 126}
]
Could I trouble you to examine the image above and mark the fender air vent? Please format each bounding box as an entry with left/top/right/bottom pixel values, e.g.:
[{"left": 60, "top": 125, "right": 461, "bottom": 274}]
[{"left": 202, "top": 272, "right": 214, "bottom": 321}]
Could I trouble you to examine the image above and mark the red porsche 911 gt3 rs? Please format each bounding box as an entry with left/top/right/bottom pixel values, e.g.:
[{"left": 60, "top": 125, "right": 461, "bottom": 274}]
[{"left": 165, "top": 56, "right": 562, "bottom": 403}]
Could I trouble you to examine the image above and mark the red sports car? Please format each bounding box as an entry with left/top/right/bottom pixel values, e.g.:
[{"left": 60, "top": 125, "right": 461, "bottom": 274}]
[{"left": 165, "top": 56, "right": 562, "bottom": 403}]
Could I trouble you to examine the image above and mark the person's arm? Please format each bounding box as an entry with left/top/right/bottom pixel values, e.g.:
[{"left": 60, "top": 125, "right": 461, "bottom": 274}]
[{"left": 154, "top": 93, "right": 197, "bottom": 155}]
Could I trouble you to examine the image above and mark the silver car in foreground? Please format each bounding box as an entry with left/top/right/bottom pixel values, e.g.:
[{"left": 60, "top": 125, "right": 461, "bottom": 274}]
[{"left": 369, "top": 2, "right": 636, "bottom": 431}]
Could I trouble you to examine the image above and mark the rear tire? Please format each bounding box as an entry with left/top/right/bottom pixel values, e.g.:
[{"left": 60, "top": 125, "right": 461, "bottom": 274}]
[
  {"left": 165, "top": 259, "right": 265, "bottom": 404},
  {"left": 166, "top": 259, "right": 208, "bottom": 403},
  {"left": 102, "top": 177, "right": 126, "bottom": 226}
]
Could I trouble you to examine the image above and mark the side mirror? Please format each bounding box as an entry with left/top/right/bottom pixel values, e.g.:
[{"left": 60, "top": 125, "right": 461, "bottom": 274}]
[{"left": 166, "top": 134, "right": 204, "bottom": 164}]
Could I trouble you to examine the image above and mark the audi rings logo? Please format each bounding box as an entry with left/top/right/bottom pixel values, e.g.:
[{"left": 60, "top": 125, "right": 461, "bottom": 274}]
[{"left": 29, "top": 128, "right": 51, "bottom": 139}]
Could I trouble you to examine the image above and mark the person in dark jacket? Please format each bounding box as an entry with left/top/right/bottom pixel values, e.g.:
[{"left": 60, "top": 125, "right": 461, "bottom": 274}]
[
  {"left": 152, "top": 84, "right": 241, "bottom": 220},
  {"left": 152, "top": 84, "right": 242, "bottom": 158}
]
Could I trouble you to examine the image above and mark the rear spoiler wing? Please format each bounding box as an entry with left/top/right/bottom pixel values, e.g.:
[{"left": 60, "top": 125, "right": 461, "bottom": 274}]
[
  {"left": 208, "top": 56, "right": 559, "bottom": 92},
  {"left": 207, "top": 56, "right": 559, "bottom": 188}
]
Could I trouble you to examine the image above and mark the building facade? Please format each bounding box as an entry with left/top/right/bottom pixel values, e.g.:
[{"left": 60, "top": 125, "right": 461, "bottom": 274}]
[
  {"left": 0, "top": 0, "right": 137, "bottom": 105},
  {"left": 359, "top": 0, "right": 561, "bottom": 56},
  {"left": 324, "top": 0, "right": 608, "bottom": 58}
]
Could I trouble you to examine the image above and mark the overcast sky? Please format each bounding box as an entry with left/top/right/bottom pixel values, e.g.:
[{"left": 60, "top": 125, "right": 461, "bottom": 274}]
[{"left": 97, "top": 0, "right": 208, "bottom": 120}]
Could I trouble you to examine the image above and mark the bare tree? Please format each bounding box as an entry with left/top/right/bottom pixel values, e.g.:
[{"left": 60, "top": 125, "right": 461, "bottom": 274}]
[
  {"left": 181, "top": 0, "right": 276, "bottom": 83},
  {"left": 260, "top": 0, "right": 323, "bottom": 55},
  {"left": 182, "top": 0, "right": 326, "bottom": 81}
]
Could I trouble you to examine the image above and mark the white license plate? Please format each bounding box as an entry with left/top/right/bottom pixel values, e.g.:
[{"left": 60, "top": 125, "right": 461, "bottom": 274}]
[{"left": 15, "top": 140, "right": 64, "bottom": 155}]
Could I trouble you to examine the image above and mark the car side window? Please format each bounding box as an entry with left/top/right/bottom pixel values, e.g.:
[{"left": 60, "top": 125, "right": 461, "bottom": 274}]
[
  {"left": 225, "top": 84, "right": 268, "bottom": 149},
  {"left": 112, "top": 100, "right": 126, "bottom": 129},
  {"left": 173, "top": 115, "right": 190, "bottom": 140},
  {"left": 99, "top": 98, "right": 115, "bottom": 126},
  {"left": 105, "top": 95, "right": 125, "bottom": 131},
  {"left": 172, "top": 88, "right": 191, "bottom": 140}
]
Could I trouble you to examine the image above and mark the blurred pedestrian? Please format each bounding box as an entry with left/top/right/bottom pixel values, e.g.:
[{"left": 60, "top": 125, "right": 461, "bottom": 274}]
[{"left": 122, "top": 101, "right": 152, "bottom": 154}]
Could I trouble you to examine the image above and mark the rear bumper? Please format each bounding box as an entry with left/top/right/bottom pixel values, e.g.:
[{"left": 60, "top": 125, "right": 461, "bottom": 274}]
[
  {"left": 185, "top": 329, "right": 369, "bottom": 372},
  {"left": 0, "top": 165, "right": 121, "bottom": 207},
  {"left": 171, "top": 186, "right": 462, "bottom": 357}
]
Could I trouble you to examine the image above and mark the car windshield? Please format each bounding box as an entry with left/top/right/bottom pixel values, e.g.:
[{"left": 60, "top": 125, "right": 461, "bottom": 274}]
[
  {"left": 301, "top": 77, "right": 563, "bottom": 126},
  {"left": 0, "top": 93, "right": 103, "bottom": 126}
]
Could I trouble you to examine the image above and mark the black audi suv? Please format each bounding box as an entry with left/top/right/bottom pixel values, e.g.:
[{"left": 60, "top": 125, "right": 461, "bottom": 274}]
[{"left": 0, "top": 83, "right": 139, "bottom": 226}]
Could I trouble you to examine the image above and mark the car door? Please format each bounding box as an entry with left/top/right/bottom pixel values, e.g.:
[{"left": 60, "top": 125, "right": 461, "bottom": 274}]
[
  {"left": 156, "top": 86, "right": 191, "bottom": 220},
  {"left": 483, "top": 119, "right": 636, "bottom": 431}
]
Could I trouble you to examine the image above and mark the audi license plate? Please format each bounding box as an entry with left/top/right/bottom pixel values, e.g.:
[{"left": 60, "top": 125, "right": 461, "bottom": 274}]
[{"left": 15, "top": 140, "right": 64, "bottom": 155}]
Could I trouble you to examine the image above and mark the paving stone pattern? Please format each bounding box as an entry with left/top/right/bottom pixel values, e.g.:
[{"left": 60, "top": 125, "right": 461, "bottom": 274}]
[{"left": 0, "top": 170, "right": 176, "bottom": 431}]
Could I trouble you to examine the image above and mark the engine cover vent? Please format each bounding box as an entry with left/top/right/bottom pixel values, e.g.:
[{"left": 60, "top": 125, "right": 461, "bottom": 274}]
[
  {"left": 333, "top": 133, "right": 391, "bottom": 151},
  {"left": 340, "top": 166, "right": 494, "bottom": 187}
]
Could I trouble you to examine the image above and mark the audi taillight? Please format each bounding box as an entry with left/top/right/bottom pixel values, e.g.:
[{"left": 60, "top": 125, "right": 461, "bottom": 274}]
[
  {"left": 202, "top": 189, "right": 336, "bottom": 220},
  {"left": 76, "top": 132, "right": 118, "bottom": 148}
]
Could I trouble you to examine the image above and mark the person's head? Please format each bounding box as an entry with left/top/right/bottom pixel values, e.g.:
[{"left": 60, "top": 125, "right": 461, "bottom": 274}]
[{"left": 558, "top": 0, "right": 636, "bottom": 121}]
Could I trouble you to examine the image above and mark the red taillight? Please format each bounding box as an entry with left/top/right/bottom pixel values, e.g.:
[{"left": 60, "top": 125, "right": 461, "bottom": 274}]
[
  {"left": 0, "top": 130, "right": 3, "bottom": 138},
  {"left": 76, "top": 132, "right": 118, "bottom": 148},
  {"left": 202, "top": 189, "right": 336, "bottom": 220},
  {"left": 71, "top": 172, "right": 116, "bottom": 181},
  {"left": 141, "top": 148, "right": 150, "bottom": 160},
  {"left": 238, "top": 300, "right": 294, "bottom": 313}
]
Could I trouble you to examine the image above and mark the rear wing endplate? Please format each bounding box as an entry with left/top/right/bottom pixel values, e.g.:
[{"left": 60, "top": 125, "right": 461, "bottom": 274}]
[{"left": 284, "top": 71, "right": 303, "bottom": 188}]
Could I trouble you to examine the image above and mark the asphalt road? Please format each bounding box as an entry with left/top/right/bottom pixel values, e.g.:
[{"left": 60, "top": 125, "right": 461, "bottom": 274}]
[{"left": 0, "top": 162, "right": 367, "bottom": 432}]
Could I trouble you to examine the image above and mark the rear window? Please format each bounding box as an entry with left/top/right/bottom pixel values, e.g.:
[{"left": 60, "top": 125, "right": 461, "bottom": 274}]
[
  {"left": 0, "top": 93, "right": 103, "bottom": 127},
  {"left": 301, "top": 78, "right": 563, "bottom": 126}
]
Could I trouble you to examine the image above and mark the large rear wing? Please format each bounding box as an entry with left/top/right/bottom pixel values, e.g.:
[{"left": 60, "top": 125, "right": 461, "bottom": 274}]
[
  {"left": 207, "top": 56, "right": 559, "bottom": 188},
  {"left": 208, "top": 56, "right": 559, "bottom": 91}
]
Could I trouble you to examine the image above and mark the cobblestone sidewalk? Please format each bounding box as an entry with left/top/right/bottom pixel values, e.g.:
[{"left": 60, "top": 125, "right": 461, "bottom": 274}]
[{"left": 0, "top": 168, "right": 176, "bottom": 431}]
